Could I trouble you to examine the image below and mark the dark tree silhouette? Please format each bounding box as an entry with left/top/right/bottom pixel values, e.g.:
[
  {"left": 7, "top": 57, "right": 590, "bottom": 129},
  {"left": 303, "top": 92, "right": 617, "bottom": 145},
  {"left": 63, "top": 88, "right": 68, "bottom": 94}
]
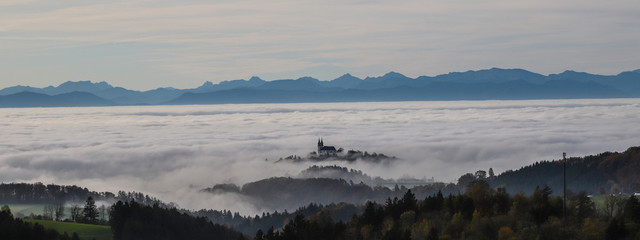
[
  {"left": 109, "top": 200, "right": 241, "bottom": 240},
  {"left": 0, "top": 205, "right": 73, "bottom": 240},
  {"left": 83, "top": 196, "right": 99, "bottom": 223},
  {"left": 624, "top": 195, "right": 640, "bottom": 223}
]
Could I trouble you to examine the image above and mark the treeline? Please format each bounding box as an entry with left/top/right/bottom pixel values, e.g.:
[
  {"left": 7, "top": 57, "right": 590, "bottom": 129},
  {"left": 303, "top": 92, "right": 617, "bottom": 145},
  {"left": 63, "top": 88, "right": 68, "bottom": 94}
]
[
  {"left": 298, "top": 165, "right": 433, "bottom": 187},
  {"left": 488, "top": 146, "right": 640, "bottom": 195},
  {"left": 298, "top": 165, "right": 377, "bottom": 185},
  {"left": 0, "top": 182, "right": 174, "bottom": 208},
  {"left": 0, "top": 182, "right": 108, "bottom": 203},
  {"left": 255, "top": 181, "right": 640, "bottom": 240},
  {"left": 203, "top": 177, "right": 459, "bottom": 211},
  {"left": 27, "top": 196, "right": 110, "bottom": 225},
  {"left": 0, "top": 205, "right": 80, "bottom": 240},
  {"left": 109, "top": 200, "right": 242, "bottom": 240},
  {"left": 277, "top": 150, "right": 396, "bottom": 163},
  {"left": 196, "top": 202, "right": 360, "bottom": 235},
  {"left": 307, "top": 150, "right": 395, "bottom": 163},
  {"left": 204, "top": 177, "right": 393, "bottom": 210}
]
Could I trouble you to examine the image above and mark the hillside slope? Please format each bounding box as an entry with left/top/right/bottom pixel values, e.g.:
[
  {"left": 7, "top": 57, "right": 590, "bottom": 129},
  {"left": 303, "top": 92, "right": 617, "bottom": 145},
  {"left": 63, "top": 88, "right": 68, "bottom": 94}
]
[{"left": 489, "top": 146, "right": 640, "bottom": 195}]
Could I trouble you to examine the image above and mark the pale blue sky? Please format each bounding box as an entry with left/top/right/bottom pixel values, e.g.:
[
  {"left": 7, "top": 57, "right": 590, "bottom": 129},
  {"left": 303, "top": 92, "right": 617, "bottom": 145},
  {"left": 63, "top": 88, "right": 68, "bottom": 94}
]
[{"left": 1, "top": 0, "right": 639, "bottom": 90}]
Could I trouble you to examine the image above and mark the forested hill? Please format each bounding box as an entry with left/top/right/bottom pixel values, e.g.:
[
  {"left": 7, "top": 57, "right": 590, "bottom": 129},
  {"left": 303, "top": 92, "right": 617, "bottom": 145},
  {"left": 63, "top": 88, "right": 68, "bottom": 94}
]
[
  {"left": 0, "top": 182, "right": 173, "bottom": 207},
  {"left": 489, "top": 146, "right": 640, "bottom": 195},
  {"left": 203, "top": 177, "right": 459, "bottom": 211}
]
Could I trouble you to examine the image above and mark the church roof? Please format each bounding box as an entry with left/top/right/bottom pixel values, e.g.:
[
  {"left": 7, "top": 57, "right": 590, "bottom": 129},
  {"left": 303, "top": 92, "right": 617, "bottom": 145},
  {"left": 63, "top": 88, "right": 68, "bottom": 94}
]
[{"left": 320, "top": 146, "right": 336, "bottom": 151}]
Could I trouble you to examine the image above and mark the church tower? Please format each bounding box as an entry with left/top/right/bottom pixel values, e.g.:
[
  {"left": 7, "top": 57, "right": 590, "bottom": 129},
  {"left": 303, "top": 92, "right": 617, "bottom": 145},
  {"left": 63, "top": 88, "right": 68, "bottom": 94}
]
[{"left": 317, "top": 138, "right": 323, "bottom": 152}]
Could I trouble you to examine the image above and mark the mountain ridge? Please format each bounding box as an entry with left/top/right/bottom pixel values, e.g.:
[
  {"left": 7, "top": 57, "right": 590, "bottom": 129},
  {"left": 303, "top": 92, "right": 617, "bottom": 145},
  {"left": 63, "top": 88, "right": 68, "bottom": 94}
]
[
  {"left": 1, "top": 68, "right": 639, "bottom": 107},
  {"left": 0, "top": 91, "right": 115, "bottom": 107}
]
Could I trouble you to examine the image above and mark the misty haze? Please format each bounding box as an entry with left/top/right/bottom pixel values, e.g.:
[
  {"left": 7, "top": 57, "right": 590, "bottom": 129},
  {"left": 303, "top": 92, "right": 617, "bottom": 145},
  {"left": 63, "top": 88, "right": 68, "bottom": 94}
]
[{"left": 2, "top": 99, "right": 640, "bottom": 215}]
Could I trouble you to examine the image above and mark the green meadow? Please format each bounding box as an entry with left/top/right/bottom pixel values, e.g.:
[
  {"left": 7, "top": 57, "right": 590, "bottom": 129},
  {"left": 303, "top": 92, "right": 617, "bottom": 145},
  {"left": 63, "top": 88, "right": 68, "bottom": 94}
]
[{"left": 24, "top": 219, "right": 111, "bottom": 240}]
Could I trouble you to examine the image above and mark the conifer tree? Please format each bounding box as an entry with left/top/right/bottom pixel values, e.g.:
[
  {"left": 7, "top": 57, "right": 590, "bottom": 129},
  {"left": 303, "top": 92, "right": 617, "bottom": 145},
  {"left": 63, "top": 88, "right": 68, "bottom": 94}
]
[{"left": 83, "top": 196, "right": 99, "bottom": 223}]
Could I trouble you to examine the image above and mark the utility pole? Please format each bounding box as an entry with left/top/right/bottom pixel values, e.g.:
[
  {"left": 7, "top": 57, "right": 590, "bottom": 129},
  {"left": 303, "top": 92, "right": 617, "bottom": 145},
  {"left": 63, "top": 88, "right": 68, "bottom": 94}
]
[{"left": 563, "top": 152, "right": 567, "bottom": 221}]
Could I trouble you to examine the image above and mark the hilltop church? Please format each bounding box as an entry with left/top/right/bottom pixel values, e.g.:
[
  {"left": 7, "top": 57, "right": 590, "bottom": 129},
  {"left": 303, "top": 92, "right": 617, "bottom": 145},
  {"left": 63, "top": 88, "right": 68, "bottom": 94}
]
[{"left": 317, "top": 138, "right": 337, "bottom": 155}]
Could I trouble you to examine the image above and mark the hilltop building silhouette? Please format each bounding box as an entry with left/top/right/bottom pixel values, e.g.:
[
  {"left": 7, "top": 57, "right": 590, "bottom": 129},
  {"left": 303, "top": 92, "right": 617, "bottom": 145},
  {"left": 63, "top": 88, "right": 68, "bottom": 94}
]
[{"left": 317, "top": 138, "right": 337, "bottom": 155}]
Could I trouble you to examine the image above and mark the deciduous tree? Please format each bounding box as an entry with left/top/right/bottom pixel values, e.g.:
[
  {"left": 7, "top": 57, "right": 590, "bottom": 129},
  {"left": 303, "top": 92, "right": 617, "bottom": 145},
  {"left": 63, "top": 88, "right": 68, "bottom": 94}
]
[
  {"left": 70, "top": 204, "right": 82, "bottom": 222},
  {"left": 55, "top": 203, "right": 65, "bottom": 221}
]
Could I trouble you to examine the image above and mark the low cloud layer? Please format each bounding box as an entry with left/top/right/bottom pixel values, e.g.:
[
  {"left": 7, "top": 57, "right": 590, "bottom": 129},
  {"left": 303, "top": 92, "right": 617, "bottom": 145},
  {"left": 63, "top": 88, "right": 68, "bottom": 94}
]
[{"left": 1, "top": 99, "right": 640, "bottom": 214}]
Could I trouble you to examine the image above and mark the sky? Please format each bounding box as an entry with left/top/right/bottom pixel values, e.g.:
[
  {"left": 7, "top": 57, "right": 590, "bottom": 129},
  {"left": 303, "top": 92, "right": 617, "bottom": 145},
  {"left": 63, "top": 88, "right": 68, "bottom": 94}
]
[
  {"left": 1, "top": 0, "right": 639, "bottom": 90},
  {"left": 1, "top": 99, "right": 640, "bottom": 214}
]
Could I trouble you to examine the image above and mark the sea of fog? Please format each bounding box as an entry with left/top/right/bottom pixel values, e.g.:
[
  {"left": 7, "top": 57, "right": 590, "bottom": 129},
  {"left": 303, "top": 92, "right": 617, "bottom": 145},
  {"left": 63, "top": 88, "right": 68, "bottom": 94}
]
[{"left": 1, "top": 99, "right": 640, "bottom": 214}]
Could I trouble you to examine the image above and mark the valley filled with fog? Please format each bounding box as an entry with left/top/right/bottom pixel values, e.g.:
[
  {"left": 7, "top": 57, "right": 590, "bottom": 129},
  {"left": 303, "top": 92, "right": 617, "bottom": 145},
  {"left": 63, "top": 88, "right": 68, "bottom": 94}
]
[{"left": 2, "top": 99, "right": 640, "bottom": 215}]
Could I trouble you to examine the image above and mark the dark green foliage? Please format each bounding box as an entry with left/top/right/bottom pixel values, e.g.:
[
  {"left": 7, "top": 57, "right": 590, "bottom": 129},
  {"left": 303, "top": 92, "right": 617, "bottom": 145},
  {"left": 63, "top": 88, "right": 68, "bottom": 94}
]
[
  {"left": 83, "top": 196, "right": 99, "bottom": 224},
  {"left": 109, "top": 200, "right": 242, "bottom": 240}
]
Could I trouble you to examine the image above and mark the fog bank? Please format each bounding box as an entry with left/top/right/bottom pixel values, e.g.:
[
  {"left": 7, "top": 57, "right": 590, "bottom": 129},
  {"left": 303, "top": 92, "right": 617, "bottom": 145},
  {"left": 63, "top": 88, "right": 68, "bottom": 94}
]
[{"left": 1, "top": 99, "right": 639, "bottom": 214}]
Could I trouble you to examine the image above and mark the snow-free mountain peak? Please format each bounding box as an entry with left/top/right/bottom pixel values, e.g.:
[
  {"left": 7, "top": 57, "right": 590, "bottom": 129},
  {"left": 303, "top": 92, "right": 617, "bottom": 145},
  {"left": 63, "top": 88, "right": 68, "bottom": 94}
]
[
  {"left": 382, "top": 71, "right": 407, "bottom": 78},
  {"left": 200, "top": 81, "right": 215, "bottom": 88},
  {"left": 324, "top": 73, "right": 363, "bottom": 89},
  {"left": 57, "top": 80, "right": 113, "bottom": 91},
  {"left": 362, "top": 71, "right": 410, "bottom": 83},
  {"left": 248, "top": 76, "right": 264, "bottom": 82}
]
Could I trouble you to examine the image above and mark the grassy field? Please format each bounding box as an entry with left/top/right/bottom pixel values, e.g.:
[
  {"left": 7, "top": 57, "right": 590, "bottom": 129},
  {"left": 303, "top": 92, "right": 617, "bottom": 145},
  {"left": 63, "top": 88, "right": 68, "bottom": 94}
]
[
  {"left": 24, "top": 219, "right": 112, "bottom": 240},
  {"left": 2, "top": 203, "right": 111, "bottom": 219}
]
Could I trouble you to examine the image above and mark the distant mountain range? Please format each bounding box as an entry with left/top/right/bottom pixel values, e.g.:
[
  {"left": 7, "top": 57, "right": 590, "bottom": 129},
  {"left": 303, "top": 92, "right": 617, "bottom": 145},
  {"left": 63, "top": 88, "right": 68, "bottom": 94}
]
[{"left": 1, "top": 68, "right": 639, "bottom": 107}]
